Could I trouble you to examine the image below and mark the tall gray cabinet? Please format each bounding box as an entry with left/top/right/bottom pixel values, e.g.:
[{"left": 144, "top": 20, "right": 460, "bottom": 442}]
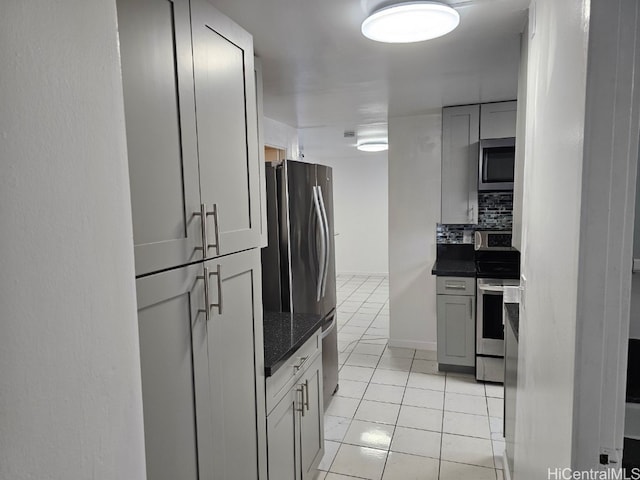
[
  {"left": 441, "top": 105, "right": 480, "bottom": 224},
  {"left": 118, "top": 0, "right": 267, "bottom": 478}
]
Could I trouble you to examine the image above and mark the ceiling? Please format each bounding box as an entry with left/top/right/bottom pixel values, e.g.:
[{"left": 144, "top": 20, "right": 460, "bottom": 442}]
[{"left": 209, "top": 0, "right": 528, "bottom": 136}]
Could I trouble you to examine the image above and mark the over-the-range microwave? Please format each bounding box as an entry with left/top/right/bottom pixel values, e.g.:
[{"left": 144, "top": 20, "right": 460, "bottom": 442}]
[{"left": 478, "top": 137, "right": 516, "bottom": 191}]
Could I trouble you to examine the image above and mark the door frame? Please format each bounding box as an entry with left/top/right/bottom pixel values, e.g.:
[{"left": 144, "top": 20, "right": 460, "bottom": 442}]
[{"left": 572, "top": 0, "right": 640, "bottom": 469}]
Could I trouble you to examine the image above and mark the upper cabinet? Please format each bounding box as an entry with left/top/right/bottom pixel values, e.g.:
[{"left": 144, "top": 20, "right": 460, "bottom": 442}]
[
  {"left": 118, "top": 0, "right": 202, "bottom": 276},
  {"left": 441, "top": 105, "right": 480, "bottom": 224},
  {"left": 255, "top": 58, "right": 268, "bottom": 248},
  {"left": 191, "top": 0, "right": 262, "bottom": 258},
  {"left": 441, "top": 101, "right": 518, "bottom": 225},
  {"left": 119, "top": 0, "right": 263, "bottom": 277},
  {"left": 480, "top": 101, "right": 518, "bottom": 139}
]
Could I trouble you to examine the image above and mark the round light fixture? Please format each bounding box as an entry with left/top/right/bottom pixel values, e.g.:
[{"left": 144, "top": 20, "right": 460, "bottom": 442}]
[
  {"left": 361, "top": 1, "right": 460, "bottom": 43},
  {"left": 357, "top": 141, "right": 389, "bottom": 152}
]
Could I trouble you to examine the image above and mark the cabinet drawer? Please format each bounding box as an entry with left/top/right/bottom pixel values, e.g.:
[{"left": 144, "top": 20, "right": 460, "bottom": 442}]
[
  {"left": 266, "top": 331, "right": 321, "bottom": 414},
  {"left": 437, "top": 277, "right": 476, "bottom": 296}
]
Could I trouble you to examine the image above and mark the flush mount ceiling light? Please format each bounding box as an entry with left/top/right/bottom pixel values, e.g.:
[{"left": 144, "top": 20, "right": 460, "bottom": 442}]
[
  {"left": 357, "top": 141, "right": 389, "bottom": 152},
  {"left": 361, "top": 1, "right": 460, "bottom": 43}
]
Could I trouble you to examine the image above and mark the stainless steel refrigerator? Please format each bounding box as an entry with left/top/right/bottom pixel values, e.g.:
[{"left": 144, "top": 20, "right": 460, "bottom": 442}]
[{"left": 261, "top": 160, "right": 339, "bottom": 405}]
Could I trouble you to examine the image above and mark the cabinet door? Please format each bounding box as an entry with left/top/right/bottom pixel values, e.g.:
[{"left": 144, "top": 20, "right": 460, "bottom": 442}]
[
  {"left": 437, "top": 294, "right": 475, "bottom": 367},
  {"left": 117, "top": 0, "right": 202, "bottom": 276},
  {"left": 135, "top": 264, "right": 213, "bottom": 480},
  {"left": 255, "top": 57, "right": 268, "bottom": 248},
  {"left": 480, "top": 101, "right": 517, "bottom": 139},
  {"left": 267, "top": 387, "right": 301, "bottom": 480},
  {"left": 442, "top": 105, "right": 480, "bottom": 224},
  {"left": 300, "top": 355, "right": 325, "bottom": 480},
  {"left": 205, "top": 250, "right": 267, "bottom": 480},
  {"left": 191, "top": 0, "right": 262, "bottom": 257}
]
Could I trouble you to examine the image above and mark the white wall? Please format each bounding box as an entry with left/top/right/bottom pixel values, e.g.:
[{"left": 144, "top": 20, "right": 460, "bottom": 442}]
[
  {"left": 300, "top": 127, "right": 389, "bottom": 275},
  {"left": 318, "top": 153, "right": 388, "bottom": 275},
  {"left": 514, "top": 0, "right": 589, "bottom": 476},
  {"left": 388, "top": 114, "right": 441, "bottom": 350},
  {"left": 571, "top": 0, "right": 640, "bottom": 469},
  {"left": 264, "top": 116, "right": 300, "bottom": 160},
  {"left": 0, "top": 1, "right": 146, "bottom": 479}
]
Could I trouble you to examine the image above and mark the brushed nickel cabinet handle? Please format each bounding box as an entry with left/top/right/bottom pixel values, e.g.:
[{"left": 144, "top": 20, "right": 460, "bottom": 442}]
[
  {"left": 206, "top": 204, "right": 220, "bottom": 255},
  {"left": 304, "top": 380, "right": 310, "bottom": 411},
  {"left": 293, "top": 355, "right": 309, "bottom": 373},
  {"left": 193, "top": 204, "right": 208, "bottom": 254},
  {"left": 207, "top": 264, "right": 223, "bottom": 315},
  {"left": 196, "top": 268, "right": 210, "bottom": 322},
  {"left": 297, "top": 386, "right": 305, "bottom": 416}
]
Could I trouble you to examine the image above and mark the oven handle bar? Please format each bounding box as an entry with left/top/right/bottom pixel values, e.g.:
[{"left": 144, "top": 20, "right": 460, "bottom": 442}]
[{"left": 478, "top": 284, "right": 507, "bottom": 293}]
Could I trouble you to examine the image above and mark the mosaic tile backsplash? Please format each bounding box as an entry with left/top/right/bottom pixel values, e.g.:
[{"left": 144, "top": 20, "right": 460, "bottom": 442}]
[{"left": 437, "top": 192, "right": 514, "bottom": 244}]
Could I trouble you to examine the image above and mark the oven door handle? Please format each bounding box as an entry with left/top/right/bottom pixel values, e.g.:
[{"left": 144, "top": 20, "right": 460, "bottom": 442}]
[{"left": 478, "top": 284, "right": 506, "bottom": 293}]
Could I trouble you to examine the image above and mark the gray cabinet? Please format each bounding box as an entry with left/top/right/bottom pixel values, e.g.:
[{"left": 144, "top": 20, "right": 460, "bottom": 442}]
[
  {"left": 436, "top": 277, "right": 476, "bottom": 368},
  {"left": 267, "top": 387, "right": 300, "bottom": 480},
  {"left": 480, "top": 101, "right": 517, "bottom": 139},
  {"left": 135, "top": 264, "right": 212, "bottom": 480},
  {"left": 204, "top": 249, "right": 267, "bottom": 480},
  {"left": 300, "top": 355, "right": 324, "bottom": 480},
  {"left": 266, "top": 339, "right": 324, "bottom": 480},
  {"left": 255, "top": 57, "right": 268, "bottom": 248},
  {"left": 120, "top": 0, "right": 267, "bottom": 478},
  {"left": 191, "top": 0, "right": 262, "bottom": 258},
  {"left": 118, "top": 0, "right": 202, "bottom": 276},
  {"left": 119, "top": 0, "right": 262, "bottom": 277},
  {"left": 441, "top": 105, "right": 480, "bottom": 224},
  {"left": 136, "top": 250, "right": 267, "bottom": 480}
]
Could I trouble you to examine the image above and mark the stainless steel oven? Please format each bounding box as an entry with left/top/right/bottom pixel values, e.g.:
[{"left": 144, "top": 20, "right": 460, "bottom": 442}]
[
  {"left": 476, "top": 278, "right": 518, "bottom": 382},
  {"left": 475, "top": 231, "right": 520, "bottom": 383}
]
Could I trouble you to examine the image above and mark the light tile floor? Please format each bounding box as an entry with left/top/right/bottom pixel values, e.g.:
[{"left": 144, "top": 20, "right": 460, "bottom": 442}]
[{"left": 317, "top": 274, "right": 505, "bottom": 480}]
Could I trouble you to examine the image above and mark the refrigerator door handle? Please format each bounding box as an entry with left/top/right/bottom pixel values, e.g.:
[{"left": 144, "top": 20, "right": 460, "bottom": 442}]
[
  {"left": 312, "top": 186, "right": 326, "bottom": 302},
  {"left": 317, "top": 185, "right": 330, "bottom": 297}
]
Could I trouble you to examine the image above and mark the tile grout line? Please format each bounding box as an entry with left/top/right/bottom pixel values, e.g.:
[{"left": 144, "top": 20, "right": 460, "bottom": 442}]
[
  {"left": 378, "top": 346, "right": 416, "bottom": 479},
  {"left": 327, "top": 275, "right": 390, "bottom": 477}
]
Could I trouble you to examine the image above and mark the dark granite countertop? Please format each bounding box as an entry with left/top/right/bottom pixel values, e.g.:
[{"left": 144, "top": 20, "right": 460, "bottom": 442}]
[
  {"left": 627, "top": 339, "right": 640, "bottom": 403},
  {"left": 431, "top": 259, "right": 477, "bottom": 277},
  {"left": 504, "top": 302, "right": 519, "bottom": 340},
  {"left": 432, "top": 244, "right": 476, "bottom": 277},
  {"left": 263, "top": 311, "right": 323, "bottom": 377}
]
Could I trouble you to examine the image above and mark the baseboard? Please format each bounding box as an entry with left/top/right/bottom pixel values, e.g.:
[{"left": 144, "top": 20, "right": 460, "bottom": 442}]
[
  {"left": 503, "top": 450, "right": 512, "bottom": 480},
  {"left": 337, "top": 271, "right": 389, "bottom": 277},
  {"left": 388, "top": 339, "right": 437, "bottom": 351}
]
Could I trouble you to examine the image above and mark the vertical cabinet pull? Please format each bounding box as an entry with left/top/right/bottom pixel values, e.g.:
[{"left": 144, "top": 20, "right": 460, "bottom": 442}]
[
  {"left": 469, "top": 298, "right": 473, "bottom": 318},
  {"left": 193, "top": 204, "right": 208, "bottom": 254},
  {"left": 297, "top": 386, "right": 305, "bottom": 416},
  {"left": 206, "top": 203, "right": 220, "bottom": 255},
  {"left": 303, "top": 380, "right": 310, "bottom": 412},
  {"left": 207, "top": 264, "right": 223, "bottom": 315},
  {"left": 196, "top": 269, "right": 210, "bottom": 322}
]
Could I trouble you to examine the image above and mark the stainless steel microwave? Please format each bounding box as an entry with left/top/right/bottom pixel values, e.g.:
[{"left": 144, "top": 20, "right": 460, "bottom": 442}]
[{"left": 478, "top": 137, "right": 515, "bottom": 191}]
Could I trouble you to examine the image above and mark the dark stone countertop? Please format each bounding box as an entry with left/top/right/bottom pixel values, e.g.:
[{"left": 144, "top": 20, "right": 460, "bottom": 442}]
[
  {"left": 504, "top": 302, "right": 519, "bottom": 341},
  {"left": 432, "top": 244, "right": 476, "bottom": 277},
  {"left": 627, "top": 338, "right": 640, "bottom": 403},
  {"left": 263, "top": 311, "right": 323, "bottom": 377},
  {"left": 431, "top": 259, "right": 477, "bottom": 277}
]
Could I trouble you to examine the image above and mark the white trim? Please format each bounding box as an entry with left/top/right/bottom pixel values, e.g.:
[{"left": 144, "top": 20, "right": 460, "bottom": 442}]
[
  {"left": 337, "top": 271, "right": 389, "bottom": 277},
  {"left": 388, "top": 339, "right": 437, "bottom": 351},
  {"left": 572, "top": 1, "right": 640, "bottom": 469},
  {"left": 503, "top": 450, "right": 512, "bottom": 480}
]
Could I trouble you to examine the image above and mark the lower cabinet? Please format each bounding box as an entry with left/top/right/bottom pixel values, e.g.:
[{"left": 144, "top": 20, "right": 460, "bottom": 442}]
[
  {"left": 436, "top": 277, "right": 476, "bottom": 368},
  {"left": 135, "top": 249, "right": 267, "bottom": 480},
  {"left": 267, "top": 352, "right": 324, "bottom": 480}
]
